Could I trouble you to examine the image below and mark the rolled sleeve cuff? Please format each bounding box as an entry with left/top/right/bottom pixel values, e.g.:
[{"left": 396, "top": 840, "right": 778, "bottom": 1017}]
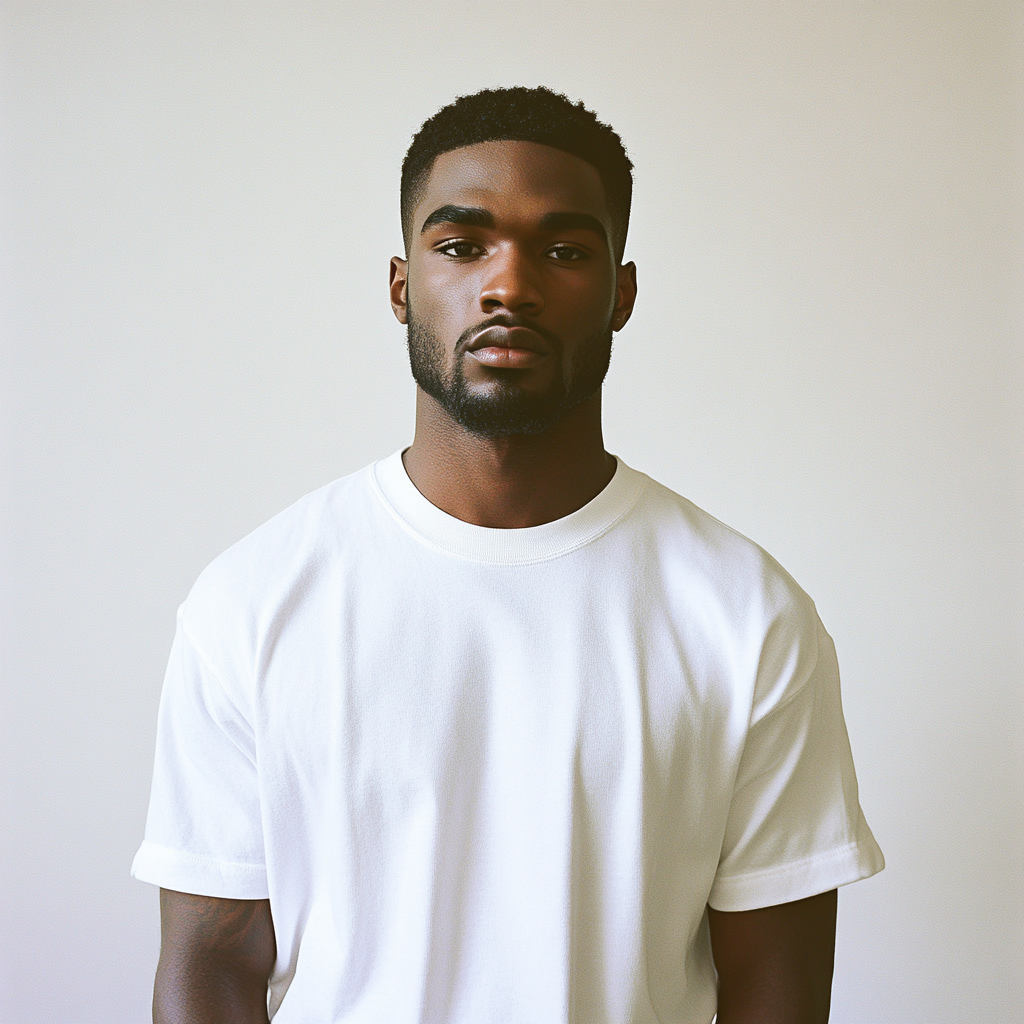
[
  {"left": 708, "top": 818, "right": 885, "bottom": 912},
  {"left": 130, "top": 840, "right": 269, "bottom": 900}
]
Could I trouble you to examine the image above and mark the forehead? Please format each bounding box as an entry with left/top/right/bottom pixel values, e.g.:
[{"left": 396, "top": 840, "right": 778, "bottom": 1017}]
[{"left": 414, "top": 140, "right": 610, "bottom": 227}]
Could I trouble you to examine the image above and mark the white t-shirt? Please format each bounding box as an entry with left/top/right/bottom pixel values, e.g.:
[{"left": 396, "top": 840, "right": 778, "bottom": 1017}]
[{"left": 133, "top": 452, "right": 883, "bottom": 1023}]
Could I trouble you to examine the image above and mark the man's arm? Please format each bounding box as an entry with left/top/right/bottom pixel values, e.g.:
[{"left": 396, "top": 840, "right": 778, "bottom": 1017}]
[
  {"left": 708, "top": 888, "right": 837, "bottom": 1024},
  {"left": 154, "top": 888, "right": 276, "bottom": 1024}
]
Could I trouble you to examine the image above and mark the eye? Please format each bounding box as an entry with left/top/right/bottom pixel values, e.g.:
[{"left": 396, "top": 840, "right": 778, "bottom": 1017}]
[
  {"left": 547, "top": 245, "right": 588, "bottom": 262},
  {"left": 437, "top": 241, "right": 484, "bottom": 259}
]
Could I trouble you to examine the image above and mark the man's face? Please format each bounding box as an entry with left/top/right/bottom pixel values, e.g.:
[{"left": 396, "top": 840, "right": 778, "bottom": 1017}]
[{"left": 390, "top": 140, "right": 637, "bottom": 438}]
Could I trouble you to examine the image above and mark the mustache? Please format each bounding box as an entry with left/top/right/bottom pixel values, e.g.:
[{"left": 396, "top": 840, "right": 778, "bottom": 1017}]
[{"left": 456, "top": 314, "right": 563, "bottom": 354}]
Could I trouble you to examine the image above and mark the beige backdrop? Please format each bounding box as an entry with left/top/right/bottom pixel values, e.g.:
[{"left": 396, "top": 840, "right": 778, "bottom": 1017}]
[{"left": 2, "top": 2, "right": 1021, "bottom": 1021}]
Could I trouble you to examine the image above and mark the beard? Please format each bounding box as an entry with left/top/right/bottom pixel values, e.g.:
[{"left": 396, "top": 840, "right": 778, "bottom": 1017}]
[{"left": 406, "top": 308, "right": 613, "bottom": 440}]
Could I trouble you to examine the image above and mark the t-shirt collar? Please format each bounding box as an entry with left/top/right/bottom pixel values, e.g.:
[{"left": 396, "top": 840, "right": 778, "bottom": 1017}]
[{"left": 371, "top": 449, "right": 646, "bottom": 565}]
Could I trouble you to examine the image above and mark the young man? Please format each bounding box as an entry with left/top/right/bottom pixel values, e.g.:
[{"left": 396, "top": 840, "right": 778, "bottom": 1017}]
[{"left": 133, "top": 87, "right": 883, "bottom": 1024}]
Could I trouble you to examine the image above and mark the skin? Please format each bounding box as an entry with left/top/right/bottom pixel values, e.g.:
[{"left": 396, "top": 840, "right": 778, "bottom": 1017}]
[
  {"left": 391, "top": 140, "right": 637, "bottom": 527},
  {"left": 709, "top": 889, "right": 838, "bottom": 1024},
  {"left": 154, "top": 890, "right": 275, "bottom": 1023},
  {"left": 154, "top": 140, "right": 838, "bottom": 1022}
]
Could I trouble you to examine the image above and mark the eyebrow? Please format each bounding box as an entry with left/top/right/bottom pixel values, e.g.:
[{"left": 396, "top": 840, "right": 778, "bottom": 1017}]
[
  {"left": 539, "top": 211, "right": 608, "bottom": 244},
  {"left": 420, "top": 205, "right": 495, "bottom": 232},
  {"left": 419, "top": 205, "right": 608, "bottom": 246}
]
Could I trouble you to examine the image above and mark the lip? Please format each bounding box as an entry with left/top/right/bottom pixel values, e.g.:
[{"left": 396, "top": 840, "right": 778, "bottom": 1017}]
[
  {"left": 464, "top": 325, "right": 549, "bottom": 369},
  {"left": 465, "top": 325, "right": 548, "bottom": 355}
]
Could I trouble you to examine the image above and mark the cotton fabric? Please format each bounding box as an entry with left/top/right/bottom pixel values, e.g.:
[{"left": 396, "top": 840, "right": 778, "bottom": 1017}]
[{"left": 133, "top": 453, "right": 883, "bottom": 1022}]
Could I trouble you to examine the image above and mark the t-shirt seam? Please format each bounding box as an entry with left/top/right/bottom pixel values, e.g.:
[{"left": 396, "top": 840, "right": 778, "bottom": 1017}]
[
  {"left": 677, "top": 491, "right": 823, "bottom": 730},
  {"left": 725, "top": 608, "right": 824, "bottom": 804},
  {"left": 369, "top": 464, "right": 649, "bottom": 566},
  {"left": 713, "top": 838, "right": 862, "bottom": 887},
  {"left": 746, "top": 609, "right": 824, "bottom": 733},
  {"left": 178, "top": 616, "right": 256, "bottom": 741},
  {"left": 138, "top": 839, "right": 266, "bottom": 873}
]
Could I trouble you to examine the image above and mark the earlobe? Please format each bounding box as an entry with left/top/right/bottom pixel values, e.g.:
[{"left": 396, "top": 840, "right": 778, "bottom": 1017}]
[{"left": 390, "top": 257, "right": 409, "bottom": 325}]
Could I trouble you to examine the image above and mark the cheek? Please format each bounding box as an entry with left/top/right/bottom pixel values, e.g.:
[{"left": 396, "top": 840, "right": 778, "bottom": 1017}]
[
  {"left": 412, "top": 265, "right": 479, "bottom": 329},
  {"left": 551, "top": 271, "right": 616, "bottom": 327}
]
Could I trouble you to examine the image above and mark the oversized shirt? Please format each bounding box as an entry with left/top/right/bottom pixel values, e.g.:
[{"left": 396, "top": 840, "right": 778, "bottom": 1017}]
[{"left": 133, "top": 453, "right": 884, "bottom": 1022}]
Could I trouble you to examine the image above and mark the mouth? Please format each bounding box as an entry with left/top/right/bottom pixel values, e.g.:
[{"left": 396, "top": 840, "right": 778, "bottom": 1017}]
[{"left": 464, "top": 324, "right": 549, "bottom": 369}]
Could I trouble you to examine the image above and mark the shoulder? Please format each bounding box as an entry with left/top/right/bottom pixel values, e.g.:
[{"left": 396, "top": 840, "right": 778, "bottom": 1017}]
[
  {"left": 627, "top": 469, "right": 824, "bottom": 708},
  {"left": 631, "top": 470, "right": 815, "bottom": 621},
  {"left": 179, "top": 461, "right": 380, "bottom": 667}
]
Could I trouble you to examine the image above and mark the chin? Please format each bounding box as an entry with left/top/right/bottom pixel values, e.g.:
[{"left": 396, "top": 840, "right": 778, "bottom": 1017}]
[
  {"left": 407, "top": 316, "right": 611, "bottom": 439},
  {"left": 447, "top": 388, "right": 565, "bottom": 439}
]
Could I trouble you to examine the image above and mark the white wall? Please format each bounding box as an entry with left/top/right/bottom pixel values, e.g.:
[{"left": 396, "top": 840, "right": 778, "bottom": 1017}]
[{"left": 1, "top": 3, "right": 1020, "bottom": 1021}]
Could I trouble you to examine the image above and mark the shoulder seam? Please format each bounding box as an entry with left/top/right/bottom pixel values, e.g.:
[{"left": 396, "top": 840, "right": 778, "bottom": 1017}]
[{"left": 178, "top": 615, "right": 254, "bottom": 731}]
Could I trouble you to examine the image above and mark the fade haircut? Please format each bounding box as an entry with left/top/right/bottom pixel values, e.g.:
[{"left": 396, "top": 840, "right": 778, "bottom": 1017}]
[{"left": 401, "top": 86, "right": 633, "bottom": 261}]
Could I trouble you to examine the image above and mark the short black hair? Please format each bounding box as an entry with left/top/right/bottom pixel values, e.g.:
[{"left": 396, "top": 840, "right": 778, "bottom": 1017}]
[{"left": 401, "top": 86, "right": 633, "bottom": 261}]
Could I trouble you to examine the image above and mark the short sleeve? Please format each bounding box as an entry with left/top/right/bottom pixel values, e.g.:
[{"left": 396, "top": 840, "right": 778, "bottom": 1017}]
[
  {"left": 131, "top": 612, "right": 269, "bottom": 899},
  {"left": 708, "top": 613, "right": 884, "bottom": 912}
]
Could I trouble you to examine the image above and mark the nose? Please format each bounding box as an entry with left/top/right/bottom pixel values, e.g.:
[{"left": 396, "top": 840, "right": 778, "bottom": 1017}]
[{"left": 478, "top": 246, "right": 544, "bottom": 315}]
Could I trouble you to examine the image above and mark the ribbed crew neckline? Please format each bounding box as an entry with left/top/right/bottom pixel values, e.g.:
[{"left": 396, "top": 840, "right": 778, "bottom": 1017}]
[{"left": 371, "top": 450, "right": 647, "bottom": 565}]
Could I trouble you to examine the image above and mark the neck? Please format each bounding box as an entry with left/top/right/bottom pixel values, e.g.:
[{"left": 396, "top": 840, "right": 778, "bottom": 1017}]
[{"left": 402, "top": 389, "right": 615, "bottom": 528}]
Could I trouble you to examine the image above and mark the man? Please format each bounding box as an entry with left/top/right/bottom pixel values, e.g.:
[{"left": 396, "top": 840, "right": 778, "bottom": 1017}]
[{"left": 133, "top": 87, "right": 883, "bottom": 1023}]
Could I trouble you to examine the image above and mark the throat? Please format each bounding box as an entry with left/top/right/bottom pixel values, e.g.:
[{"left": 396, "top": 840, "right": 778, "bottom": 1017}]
[{"left": 402, "top": 390, "right": 614, "bottom": 528}]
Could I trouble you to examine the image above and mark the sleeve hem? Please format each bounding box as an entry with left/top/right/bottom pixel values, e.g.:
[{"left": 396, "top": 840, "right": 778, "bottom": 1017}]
[
  {"left": 130, "top": 840, "right": 270, "bottom": 900},
  {"left": 708, "top": 826, "right": 885, "bottom": 912}
]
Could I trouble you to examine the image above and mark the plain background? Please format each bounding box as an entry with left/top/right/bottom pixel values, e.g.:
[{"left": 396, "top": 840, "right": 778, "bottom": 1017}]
[{"left": 1, "top": 2, "right": 1021, "bottom": 1021}]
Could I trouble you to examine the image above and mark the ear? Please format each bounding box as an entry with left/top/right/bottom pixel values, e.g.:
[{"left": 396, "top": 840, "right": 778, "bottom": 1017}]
[
  {"left": 611, "top": 261, "right": 637, "bottom": 333},
  {"left": 390, "top": 257, "right": 409, "bottom": 325}
]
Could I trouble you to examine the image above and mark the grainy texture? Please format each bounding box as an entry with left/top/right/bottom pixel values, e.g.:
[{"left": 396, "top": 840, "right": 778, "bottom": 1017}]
[
  {"left": 154, "top": 889, "right": 275, "bottom": 1024},
  {"left": 710, "top": 889, "right": 838, "bottom": 1024}
]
